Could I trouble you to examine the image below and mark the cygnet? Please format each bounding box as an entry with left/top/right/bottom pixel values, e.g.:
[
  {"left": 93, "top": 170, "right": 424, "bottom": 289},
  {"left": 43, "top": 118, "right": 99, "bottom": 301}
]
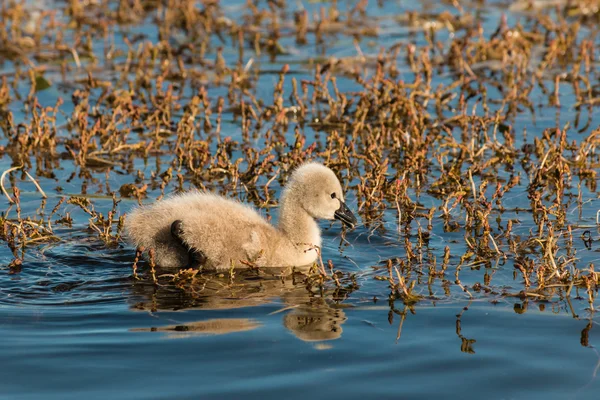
[{"left": 125, "top": 162, "right": 357, "bottom": 270}]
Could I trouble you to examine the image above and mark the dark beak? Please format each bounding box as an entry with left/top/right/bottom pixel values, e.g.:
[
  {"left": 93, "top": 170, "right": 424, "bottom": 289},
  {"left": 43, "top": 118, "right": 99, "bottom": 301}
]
[{"left": 334, "top": 201, "right": 357, "bottom": 229}]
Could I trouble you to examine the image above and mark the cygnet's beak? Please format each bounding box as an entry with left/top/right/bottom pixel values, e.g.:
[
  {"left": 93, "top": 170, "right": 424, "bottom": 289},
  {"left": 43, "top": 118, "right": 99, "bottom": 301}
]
[{"left": 334, "top": 201, "right": 357, "bottom": 229}]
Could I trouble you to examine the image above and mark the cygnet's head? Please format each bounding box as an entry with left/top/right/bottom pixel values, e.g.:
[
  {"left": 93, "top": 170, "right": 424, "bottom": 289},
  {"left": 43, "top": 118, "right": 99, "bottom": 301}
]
[{"left": 283, "top": 162, "right": 357, "bottom": 228}]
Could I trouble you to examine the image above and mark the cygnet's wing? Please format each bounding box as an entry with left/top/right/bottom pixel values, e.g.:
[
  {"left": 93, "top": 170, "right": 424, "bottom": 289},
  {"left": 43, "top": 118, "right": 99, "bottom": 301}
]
[{"left": 177, "top": 194, "right": 277, "bottom": 269}]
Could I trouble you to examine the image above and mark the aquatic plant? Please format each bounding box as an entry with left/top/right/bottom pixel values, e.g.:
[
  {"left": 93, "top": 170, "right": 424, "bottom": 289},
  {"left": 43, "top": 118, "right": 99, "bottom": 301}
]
[{"left": 0, "top": 0, "right": 598, "bottom": 323}]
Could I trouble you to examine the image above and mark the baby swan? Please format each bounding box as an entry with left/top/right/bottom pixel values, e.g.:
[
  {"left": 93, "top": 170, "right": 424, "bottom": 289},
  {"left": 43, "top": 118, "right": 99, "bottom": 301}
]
[{"left": 125, "top": 162, "right": 357, "bottom": 270}]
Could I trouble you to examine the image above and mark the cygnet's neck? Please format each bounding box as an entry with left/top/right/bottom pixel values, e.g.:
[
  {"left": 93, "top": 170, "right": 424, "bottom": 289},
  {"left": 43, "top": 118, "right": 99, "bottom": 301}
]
[{"left": 278, "top": 194, "right": 321, "bottom": 249}]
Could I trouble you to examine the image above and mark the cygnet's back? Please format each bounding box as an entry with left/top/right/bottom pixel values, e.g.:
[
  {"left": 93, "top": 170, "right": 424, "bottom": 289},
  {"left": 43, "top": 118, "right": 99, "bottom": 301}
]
[{"left": 125, "top": 192, "right": 278, "bottom": 269}]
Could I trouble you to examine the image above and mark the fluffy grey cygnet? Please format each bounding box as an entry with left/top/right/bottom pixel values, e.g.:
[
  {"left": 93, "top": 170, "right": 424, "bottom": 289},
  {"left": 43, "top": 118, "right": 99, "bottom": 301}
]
[{"left": 125, "top": 162, "right": 357, "bottom": 270}]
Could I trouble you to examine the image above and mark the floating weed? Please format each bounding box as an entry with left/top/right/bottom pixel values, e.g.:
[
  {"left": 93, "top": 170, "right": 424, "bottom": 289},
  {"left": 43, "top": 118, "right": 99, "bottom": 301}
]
[{"left": 0, "top": 0, "right": 598, "bottom": 315}]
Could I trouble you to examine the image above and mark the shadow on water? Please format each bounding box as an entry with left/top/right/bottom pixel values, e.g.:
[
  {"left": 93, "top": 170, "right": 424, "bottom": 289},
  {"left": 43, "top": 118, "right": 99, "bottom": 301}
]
[
  {"left": 0, "top": 234, "right": 132, "bottom": 306},
  {"left": 129, "top": 269, "right": 351, "bottom": 342},
  {"left": 1, "top": 232, "right": 353, "bottom": 343}
]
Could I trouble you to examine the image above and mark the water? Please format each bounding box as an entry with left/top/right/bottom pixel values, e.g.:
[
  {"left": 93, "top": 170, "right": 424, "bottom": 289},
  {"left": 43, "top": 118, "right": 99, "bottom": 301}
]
[
  {"left": 3, "top": 299, "right": 600, "bottom": 399},
  {"left": 1, "top": 0, "right": 600, "bottom": 398}
]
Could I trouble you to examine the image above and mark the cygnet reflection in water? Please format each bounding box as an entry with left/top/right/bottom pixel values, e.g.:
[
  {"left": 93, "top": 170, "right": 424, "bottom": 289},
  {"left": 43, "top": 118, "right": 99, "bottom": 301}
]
[
  {"left": 130, "top": 319, "right": 262, "bottom": 340},
  {"left": 282, "top": 302, "right": 347, "bottom": 342},
  {"left": 129, "top": 270, "right": 351, "bottom": 343},
  {"left": 125, "top": 163, "right": 357, "bottom": 270}
]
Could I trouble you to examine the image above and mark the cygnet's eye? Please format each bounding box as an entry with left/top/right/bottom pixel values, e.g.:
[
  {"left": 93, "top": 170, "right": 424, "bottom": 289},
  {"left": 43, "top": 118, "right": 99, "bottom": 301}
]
[{"left": 330, "top": 192, "right": 336, "bottom": 199}]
